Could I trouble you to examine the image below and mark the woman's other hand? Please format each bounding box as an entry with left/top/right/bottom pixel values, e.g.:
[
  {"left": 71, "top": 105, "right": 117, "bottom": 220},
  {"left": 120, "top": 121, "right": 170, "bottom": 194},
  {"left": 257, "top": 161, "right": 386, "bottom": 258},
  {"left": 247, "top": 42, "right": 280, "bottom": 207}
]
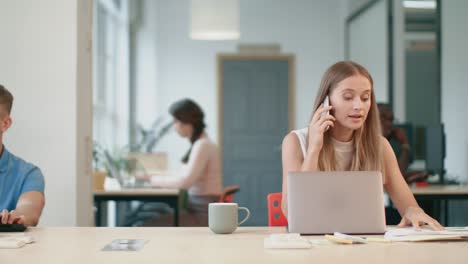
[{"left": 398, "top": 206, "right": 444, "bottom": 231}]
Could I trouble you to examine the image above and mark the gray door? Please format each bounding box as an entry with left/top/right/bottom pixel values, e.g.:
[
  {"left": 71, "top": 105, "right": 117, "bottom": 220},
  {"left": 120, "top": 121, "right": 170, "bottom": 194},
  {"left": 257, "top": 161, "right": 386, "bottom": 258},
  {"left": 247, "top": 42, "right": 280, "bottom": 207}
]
[{"left": 221, "top": 58, "right": 291, "bottom": 225}]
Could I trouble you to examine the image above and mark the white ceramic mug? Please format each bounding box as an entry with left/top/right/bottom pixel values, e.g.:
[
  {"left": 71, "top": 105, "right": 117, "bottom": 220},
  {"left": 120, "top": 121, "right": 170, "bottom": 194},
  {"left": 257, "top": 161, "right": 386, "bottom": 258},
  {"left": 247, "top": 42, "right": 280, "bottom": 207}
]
[{"left": 208, "top": 203, "right": 250, "bottom": 234}]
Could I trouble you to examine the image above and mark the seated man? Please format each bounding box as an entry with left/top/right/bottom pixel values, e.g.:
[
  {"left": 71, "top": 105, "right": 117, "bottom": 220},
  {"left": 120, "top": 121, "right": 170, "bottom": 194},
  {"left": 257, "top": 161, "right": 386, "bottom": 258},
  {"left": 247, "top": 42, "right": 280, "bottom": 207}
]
[
  {"left": 378, "top": 104, "right": 411, "bottom": 172},
  {"left": 0, "top": 85, "right": 45, "bottom": 226},
  {"left": 378, "top": 103, "right": 427, "bottom": 183},
  {"left": 378, "top": 103, "right": 431, "bottom": 224}
]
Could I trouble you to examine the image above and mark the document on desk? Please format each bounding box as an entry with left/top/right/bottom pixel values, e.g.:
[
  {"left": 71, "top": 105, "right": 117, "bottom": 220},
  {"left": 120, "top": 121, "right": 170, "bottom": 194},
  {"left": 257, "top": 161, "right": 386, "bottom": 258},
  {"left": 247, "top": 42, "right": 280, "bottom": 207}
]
[{"left": 385, "top": 227, "right": 468, "bottom": 242}]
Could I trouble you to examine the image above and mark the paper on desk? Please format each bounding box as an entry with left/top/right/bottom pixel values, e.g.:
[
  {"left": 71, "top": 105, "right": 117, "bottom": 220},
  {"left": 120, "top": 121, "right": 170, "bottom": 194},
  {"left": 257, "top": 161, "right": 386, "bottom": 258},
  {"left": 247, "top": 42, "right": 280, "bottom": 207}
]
[
  {"left": 0, "top": 238, "right": 26, "bottom": 249},
  {"left": 385, "top": 227, "right": 468, "bottom": 242},
  {"left": 0, "top": 233, "right": 34, "bottom": 249},
  {"left": 264, "top": 233, "right": 312, "bottom": 249},
  {"left": 0, "top": 233, "right": 34, "bottom": 243}
]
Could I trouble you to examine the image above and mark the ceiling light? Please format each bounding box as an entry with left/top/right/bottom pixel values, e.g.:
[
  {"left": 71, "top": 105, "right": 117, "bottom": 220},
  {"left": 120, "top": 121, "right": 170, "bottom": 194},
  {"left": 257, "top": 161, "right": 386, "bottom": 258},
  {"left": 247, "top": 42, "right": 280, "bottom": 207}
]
[{"left": 190, "top": 0, "right": 240, "bottom": 40}]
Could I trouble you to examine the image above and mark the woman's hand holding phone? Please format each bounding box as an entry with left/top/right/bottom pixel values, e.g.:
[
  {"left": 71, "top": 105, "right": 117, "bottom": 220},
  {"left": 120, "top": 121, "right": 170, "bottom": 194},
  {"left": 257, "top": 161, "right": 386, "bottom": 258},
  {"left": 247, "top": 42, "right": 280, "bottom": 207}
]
[{"left": 307, "top": 99, "right": 335, "bottom": 153}]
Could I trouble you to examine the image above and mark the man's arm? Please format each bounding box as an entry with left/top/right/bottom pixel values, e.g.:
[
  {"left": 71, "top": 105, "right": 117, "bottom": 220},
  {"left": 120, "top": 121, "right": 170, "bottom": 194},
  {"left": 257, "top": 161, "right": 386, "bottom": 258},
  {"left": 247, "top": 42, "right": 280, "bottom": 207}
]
[
  {"left": 1, "top": 191, "right": 45, "bottom": 226},
  {"left": 393, "top": 127, "right": 411, "bottom": 174},
  {"left": 398, "top": 145, "right": 410, "bottom": 174}
]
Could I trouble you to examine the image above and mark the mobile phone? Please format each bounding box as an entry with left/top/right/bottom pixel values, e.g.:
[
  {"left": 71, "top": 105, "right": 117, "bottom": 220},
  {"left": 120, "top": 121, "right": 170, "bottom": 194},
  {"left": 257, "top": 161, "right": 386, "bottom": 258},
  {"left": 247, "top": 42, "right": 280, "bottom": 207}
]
[
  {"left": 321, "top": 95, "right": 330, "bottom": 131},
  {"left": 320, "top": 95, "right": 330, "bottom": 119}
]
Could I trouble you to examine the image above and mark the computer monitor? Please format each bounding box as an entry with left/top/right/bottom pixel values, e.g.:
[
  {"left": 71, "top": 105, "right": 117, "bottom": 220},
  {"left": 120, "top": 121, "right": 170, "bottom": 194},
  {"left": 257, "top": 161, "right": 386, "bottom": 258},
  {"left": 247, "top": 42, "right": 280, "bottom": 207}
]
[{"left": 425, "top": 124, "right": 445, "bottom": 183}]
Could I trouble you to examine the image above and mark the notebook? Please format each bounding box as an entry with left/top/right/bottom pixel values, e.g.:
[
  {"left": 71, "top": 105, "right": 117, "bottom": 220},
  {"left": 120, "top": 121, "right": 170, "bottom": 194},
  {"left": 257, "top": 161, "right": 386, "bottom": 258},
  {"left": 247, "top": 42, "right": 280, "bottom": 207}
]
[{"left": 384, "top": 227, "right": 468, "bottom": 242}]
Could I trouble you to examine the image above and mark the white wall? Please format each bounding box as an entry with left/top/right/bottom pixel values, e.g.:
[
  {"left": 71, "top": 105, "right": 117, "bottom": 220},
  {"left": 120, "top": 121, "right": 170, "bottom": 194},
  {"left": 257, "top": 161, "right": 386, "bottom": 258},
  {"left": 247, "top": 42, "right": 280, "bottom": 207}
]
[
  {"left": 0, "top": 0, "right": 93, "bottom": 226},
  {"left": 136, "top": 0, "right": 346, "bottom": 169},
  {"left": 442, "top": 0, "right": 468, "bottom": 182}
]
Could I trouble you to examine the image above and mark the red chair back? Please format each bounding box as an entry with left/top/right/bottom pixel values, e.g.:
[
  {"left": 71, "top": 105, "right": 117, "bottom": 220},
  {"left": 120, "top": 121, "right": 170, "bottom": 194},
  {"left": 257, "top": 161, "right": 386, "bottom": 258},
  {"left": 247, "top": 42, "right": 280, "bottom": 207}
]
[{"left": 267, "top": 193, "right": 288, "bottom": 226}]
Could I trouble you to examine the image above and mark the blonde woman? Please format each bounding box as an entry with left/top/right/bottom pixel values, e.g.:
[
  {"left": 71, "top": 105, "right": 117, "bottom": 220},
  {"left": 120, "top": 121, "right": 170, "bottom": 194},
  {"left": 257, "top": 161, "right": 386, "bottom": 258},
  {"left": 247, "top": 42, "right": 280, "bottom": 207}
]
[{"left": 281, "top": 61, "right": 443, "bottom": 230}]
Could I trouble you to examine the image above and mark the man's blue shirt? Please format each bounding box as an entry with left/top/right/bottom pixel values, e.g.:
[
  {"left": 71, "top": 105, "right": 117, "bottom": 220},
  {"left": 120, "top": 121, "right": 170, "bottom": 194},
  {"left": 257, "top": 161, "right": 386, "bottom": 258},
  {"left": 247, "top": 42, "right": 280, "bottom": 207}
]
[{"left": 0, "top": 147, "right": 45, "bottom": 211}]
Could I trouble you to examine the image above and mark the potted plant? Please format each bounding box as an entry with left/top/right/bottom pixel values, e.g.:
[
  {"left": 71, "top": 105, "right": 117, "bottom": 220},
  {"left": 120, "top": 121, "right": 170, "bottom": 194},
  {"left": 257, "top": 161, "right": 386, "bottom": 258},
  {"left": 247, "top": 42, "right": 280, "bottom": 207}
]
[
  {"left": 92, "top": 116, "right": 173, "bottom": 189},
  {"left": 128, "top": 117, "right": 173, "bottom": 173},
  {"left": 92, "top": 143, "right": 108, "bottom": 190}
]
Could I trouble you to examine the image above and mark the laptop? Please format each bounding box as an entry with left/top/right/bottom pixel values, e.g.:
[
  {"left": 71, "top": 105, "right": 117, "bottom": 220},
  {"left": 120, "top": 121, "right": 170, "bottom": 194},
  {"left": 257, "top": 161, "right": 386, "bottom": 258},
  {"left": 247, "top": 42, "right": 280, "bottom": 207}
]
[
  {"left": 287, "top": 171, "right": 386, "bottom": 234},
  {"left": 106, "top": 163, "right": 151, "bottom": 189}
]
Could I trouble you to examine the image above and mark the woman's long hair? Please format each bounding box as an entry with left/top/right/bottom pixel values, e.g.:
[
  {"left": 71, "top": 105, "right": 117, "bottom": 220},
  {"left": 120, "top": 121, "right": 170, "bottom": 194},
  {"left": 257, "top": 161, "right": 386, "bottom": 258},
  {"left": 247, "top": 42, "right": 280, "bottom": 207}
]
[
  {"left": 169, "top": 99, "right": 206, "bottom": 163},
  {"left": 311, "top": 61, "right": 385, "bottom": 176}
]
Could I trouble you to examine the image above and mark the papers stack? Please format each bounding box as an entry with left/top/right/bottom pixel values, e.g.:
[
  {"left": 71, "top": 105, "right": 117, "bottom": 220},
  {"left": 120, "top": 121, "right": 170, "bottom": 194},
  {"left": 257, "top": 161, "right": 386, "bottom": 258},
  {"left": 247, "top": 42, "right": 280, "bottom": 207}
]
[
  {"left": 384, "top": 227, "right": 468, "bottom": 242},
  {"left": 264, "top": 233, "right": 312, "bottom": 249}
]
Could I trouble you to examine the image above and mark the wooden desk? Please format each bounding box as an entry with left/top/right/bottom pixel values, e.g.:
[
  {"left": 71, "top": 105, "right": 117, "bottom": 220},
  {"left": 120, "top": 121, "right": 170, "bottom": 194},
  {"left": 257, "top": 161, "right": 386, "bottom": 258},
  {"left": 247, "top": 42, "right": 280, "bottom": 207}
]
[
  {"left": 4, "top": 227, "right": 468, "bottom": 264},
  {"left": 94, "top": 188, "right": 181, "bottom": 227},
  {"left": 411, "top": 184, "right": 468, "bottom": 225},
  {"left": 411, "top": 184, "right": 468, "bottom": 196}
]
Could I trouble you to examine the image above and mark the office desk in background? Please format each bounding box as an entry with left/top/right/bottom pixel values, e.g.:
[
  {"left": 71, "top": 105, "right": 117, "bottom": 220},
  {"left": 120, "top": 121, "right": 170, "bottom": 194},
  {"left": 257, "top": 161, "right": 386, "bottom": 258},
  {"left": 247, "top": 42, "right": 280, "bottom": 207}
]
[
  {"left": 94, "top": 188, "right": 181, "bottom": 227},
  {"left": 4, "top": 227, "right": 468, "bottom": 264},
  {"left": 411, "top": 184, "right": 468, "bottom": 225}
]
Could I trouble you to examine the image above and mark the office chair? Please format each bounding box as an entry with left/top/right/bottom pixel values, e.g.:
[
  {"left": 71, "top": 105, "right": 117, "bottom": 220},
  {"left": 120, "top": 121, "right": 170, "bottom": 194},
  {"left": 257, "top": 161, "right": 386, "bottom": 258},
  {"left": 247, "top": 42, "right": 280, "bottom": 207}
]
[
  {"left": 218, "top": 185, "right": 240, "bottom": 203},
  {"left": 123, "top": 202, "right": 173, "bottom": 227},
  {"left": 124, "top": 186, "right": 241, "bottom": 226},
  {"left": 267, "top": 193, "right": 288, "bottom": 226}
]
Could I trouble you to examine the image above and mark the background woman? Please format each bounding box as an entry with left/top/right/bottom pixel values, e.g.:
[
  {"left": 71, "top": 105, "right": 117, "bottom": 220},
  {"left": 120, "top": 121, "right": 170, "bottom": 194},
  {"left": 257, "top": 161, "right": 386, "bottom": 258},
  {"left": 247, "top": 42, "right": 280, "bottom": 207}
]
[{"left": 151, "top": 98, "right": 222, "bottom": 226}]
